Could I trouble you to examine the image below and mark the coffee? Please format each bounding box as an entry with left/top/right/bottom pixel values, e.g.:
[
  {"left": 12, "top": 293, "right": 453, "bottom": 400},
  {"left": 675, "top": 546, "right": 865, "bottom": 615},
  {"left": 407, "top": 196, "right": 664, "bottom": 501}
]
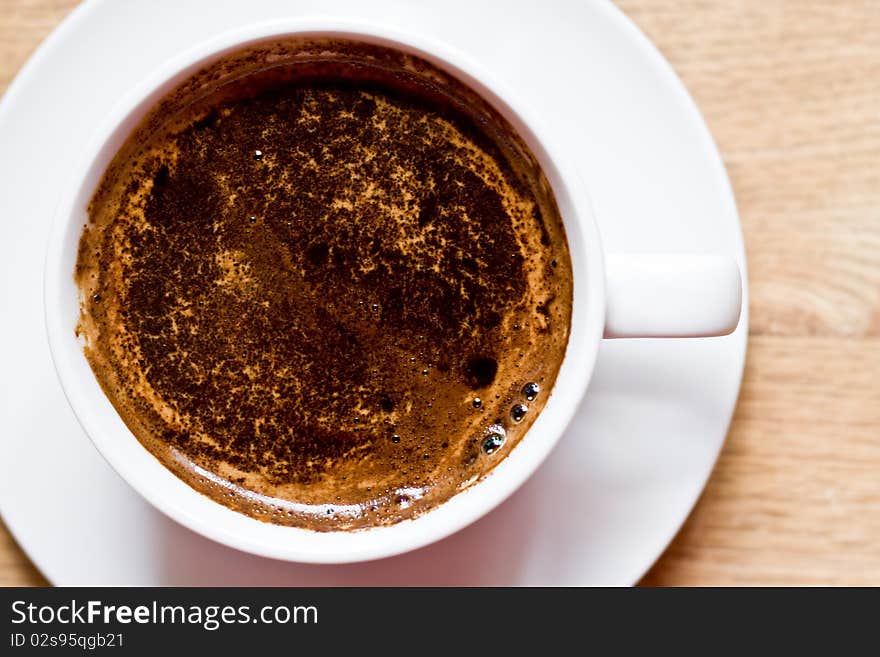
[{"left": 75, "top": 39, "right": 573, "bottom": 531}]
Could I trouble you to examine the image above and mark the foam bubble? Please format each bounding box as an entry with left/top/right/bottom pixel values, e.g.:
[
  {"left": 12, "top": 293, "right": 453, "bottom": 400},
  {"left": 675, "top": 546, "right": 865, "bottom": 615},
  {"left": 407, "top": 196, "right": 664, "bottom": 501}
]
[
  {"left": 522, "top": 382, "right": 540, "bottom": 401},
  {"left": 510, "top": 403, "right": 528, "bottom": 423}
]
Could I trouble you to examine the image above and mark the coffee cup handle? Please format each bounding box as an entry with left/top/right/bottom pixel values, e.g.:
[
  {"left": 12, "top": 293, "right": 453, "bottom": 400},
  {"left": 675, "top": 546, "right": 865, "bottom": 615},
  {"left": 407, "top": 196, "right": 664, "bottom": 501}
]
[{"left": 603, "top": 254, "right": 742, "bottom": 338}]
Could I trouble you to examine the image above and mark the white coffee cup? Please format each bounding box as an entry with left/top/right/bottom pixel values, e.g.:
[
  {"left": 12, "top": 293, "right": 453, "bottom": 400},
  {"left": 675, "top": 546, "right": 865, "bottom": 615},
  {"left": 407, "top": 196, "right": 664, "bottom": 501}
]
[{"left": 44, "top": 17, "right": 742, "bottom": 564}]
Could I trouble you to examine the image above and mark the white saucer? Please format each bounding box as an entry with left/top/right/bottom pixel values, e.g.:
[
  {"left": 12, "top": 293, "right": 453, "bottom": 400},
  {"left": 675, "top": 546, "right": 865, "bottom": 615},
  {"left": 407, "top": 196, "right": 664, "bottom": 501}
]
[{"left": 0, "top": 0, "right": 747, "bottom": 585}]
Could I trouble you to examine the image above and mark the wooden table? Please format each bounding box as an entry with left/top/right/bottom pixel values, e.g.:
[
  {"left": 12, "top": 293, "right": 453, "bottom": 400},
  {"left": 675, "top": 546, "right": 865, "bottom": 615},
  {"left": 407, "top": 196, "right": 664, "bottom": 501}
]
[{"left": 2, "top": 0, "right": 878, "bottom": 586}]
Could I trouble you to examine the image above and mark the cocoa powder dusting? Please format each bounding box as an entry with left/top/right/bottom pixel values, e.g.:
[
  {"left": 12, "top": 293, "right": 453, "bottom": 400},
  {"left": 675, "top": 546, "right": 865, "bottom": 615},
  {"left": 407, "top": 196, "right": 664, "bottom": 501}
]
[{"left": 75, "top": 39, "right": 572, "bottom": 530}]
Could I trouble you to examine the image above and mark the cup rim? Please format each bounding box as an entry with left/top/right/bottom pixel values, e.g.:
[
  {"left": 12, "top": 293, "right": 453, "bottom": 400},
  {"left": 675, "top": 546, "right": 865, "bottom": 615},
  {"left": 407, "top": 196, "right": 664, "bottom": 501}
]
[{"left": 43, "top": 16, "right": 606, "bottom": 563}]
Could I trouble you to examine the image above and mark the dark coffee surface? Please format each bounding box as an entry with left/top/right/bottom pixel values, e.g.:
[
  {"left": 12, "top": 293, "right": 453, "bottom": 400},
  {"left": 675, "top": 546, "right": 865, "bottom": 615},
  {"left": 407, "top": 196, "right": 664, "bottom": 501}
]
[{"left": 75, "top": 40, "right": 572, "bottom": 530}]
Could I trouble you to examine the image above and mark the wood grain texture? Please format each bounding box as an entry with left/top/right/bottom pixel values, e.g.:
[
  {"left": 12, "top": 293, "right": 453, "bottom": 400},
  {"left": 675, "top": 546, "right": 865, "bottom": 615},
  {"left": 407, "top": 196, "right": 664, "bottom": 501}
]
[
  {"left": 1, "top": 0, "right": 878, "bottom": 586},
  {"left": 619, "top": 0, "right": 880, "bottom": 586},
  {"left": 616, "top": 0, "right": 880, "bottom": 341},
  {"left": 0, "top": 0, "right": 74, "bottom": 93}
]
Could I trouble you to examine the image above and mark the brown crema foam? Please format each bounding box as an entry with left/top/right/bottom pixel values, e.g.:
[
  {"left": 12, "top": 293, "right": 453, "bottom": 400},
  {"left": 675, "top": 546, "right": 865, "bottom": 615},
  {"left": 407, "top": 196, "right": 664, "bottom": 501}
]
[{"left": 75, "top": 39, "right": 573, "bottom": 530}]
